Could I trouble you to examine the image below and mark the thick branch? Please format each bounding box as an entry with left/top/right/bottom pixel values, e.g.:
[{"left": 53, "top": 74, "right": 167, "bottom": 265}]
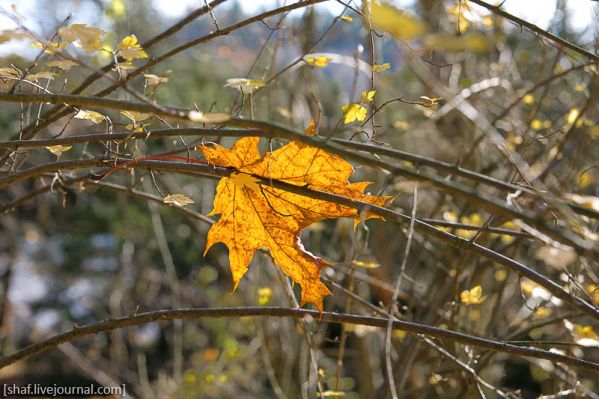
[{"left": 1, "top": 307, "right": 598, "bottom": 374}]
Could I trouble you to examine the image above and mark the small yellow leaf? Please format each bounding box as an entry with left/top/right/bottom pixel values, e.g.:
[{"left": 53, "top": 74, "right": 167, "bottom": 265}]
[
  {"left": 420, "top": 96, "right": 442, "bottom": 106},
  {"left": 224, "top": 78, "right": 265, "bottom": 93},
  {"left": 26, "top": 71, "right": 55, "bottom": 81},
  {"left": 124, "top": 125, "right": 144, "bottom": 132},
  {"left": 114, "top": 61, "right": 135, "bottom": 70},
  {"left": 0, "top": 66, "right": 21, "bottom": 79},
  {"left": 305, "top": 56, "right": 333, "bottom": 68},
  {"left": 320, "top": 391, "right": 346, "bottom": 398},
  {"left": 563, "top": 194, "right": 599, "bottom": 212},
  {"left": 586, "top": 284, "right": 599, "bottom": 305},
  {"left": 393, "top": 120, "right": 411, "bottom": 130},
  {"left": 505, "top": 133, "right": 522, "bottom": 151},
  {"left": 143, "top": 73, "right": 169, "bottom": 86},
  {"left": 566, "top": 108, "right": 579, "bottom": 125},
  {"left": 564, "top": 320, "right": 599, "bottom": 347},
  {"left": 373, "top": 63, "right": 390, "bottom": 72},
  {"left": 424, "top": 32, "right": 490, "bottom": 53},
  {"left": 520, "top": 280, "right": 535, "bottom": 295},
  {"left": 47, "top": 60, "right": 79, "bottom": 71},
  {"left": 108, "top": 0, "right": 126, "bottom": 18},
  {"left": 118, "top": 34, "right": 148, "bottom": 61},
  {"left": 494, "top": 269, "right": 507, "bottom": 282},
  {"left": 429, "top": 374, "right": 443, "bottom": 385},
  {"left": 533, "top": 307, "right": 552, "bottom": 319},
  {"left": 257, "top": 287, "right": 272, "bottom": 305},
  {"left": 341, "top": 103, "right": 367, "bottom": 124},
  {"left": 58, "top": 24, "right": 106, "bottom": 52},
  {"left": 393, "top": 330, "right": 407, "bottom": 341},
  {"left": 203, "top": 347, "right": 220, "bottom": 363},
  {"left": 371, "top": 1, "right": 426, "bottom": 41},
  {"left": 360, "top": 90, "right": 376, "bottom": 103},
  {"left": 31, "top": 41, "right": 66, "bottom": 54},
  {"left": 468, "top": 309, "right": 481, "bottom": 321},
  {"left": 352, "top": 260, "right": 379, "bottom": 269},
  {"left": 305, "top": 118, "right": 316, "bottom": 136},
  {"left": 121, "top": 110, "right": 151, "bottom": 123},
  {"left": 74, "top": 109, "right": 106, "bottom": 124},
  {"left": 522, "top": 94, "right": 535, "bottom": 105},
  {"left": 575, "top": 168, "right": 596, "bottom": 188},
  {"left": 481, "top": 15, "right": 494, "bottom": 28},
  {"left": 188, "top": 111, "right": 231, "bottom": 124},
  {"left": 340, "top": 16, "right": 353, "bottom": 23},
  {"left": 460, "top": 285, "right": 486, "bottom": 304},
  {"left": 163, "top": 194, "right": 194, "bottom": 207},
  {"left": 447, "top": 3, "right": 471, "bottom": 33},
  {"left": 498, "top": 220, "right": 518, "bottom": 244},
  {"left": 46, "top": 145, "right": 72, "bottom": 156},
  {"left": 530, "top": 119, "right": 543, "bottom": 131},
  {"left": 0, "top": 29, "right": 30, "bottom": 44}
]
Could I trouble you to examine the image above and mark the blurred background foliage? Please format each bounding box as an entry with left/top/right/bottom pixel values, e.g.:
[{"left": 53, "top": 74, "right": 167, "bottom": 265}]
[{"left": 0, "top": 0, "right": 598, "bottom": 398}]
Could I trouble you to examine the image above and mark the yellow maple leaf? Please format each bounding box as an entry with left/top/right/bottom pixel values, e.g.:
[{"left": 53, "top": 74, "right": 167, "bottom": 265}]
[
  {"left": 199, "top": 137, "right": 391, "bottom": 311},
  {"left": 340, "top": 16, "right": 353, "bottom": 23},
  {"left": 305, "top": 56, "right": 333, "bottom": 68},
  {"left": 341, "top": 103, "right": 367, "bottom": 124},
  {"left": 460, "top": 285, "right": 486, "bottom": 304},
  {"left": 118, "top": 34, "right": 148, "bottom": 61},
  {"left": 58, "top": 24, "right": 106, "bottom": 52}
]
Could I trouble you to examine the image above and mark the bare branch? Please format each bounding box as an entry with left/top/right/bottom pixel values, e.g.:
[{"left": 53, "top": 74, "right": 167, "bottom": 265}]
[{"left": 1, "top": 306, "right": 599, "bottom": 374}]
